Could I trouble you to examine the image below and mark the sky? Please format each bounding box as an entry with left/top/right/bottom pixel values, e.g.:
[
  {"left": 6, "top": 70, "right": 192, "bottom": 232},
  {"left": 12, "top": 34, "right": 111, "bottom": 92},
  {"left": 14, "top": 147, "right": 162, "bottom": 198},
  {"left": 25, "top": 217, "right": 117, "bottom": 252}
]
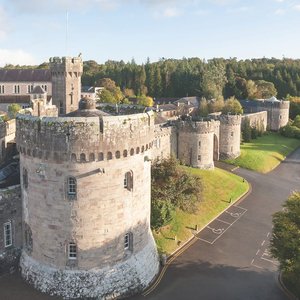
[{"left": 0, "top": 0, "right": 300, "bottom": 66}]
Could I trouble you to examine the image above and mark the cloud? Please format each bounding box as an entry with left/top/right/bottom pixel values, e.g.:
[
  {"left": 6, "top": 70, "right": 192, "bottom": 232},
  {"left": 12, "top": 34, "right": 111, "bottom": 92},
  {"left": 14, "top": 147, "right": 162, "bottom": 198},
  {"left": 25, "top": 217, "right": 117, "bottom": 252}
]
[
  {"left": 162, "top": 7, "right": 182, "bottom": 17},
  {"left": 9, "top": 0, "right": 119, "bottom": 13},
  {"left": 0, "top": 49, "right": 36, "bottom": 67},
  {"left": 274, "top": 8, "right": 285, "bottom": 14},
  {"left": 293, "top": 4, "right": 300, "bottom": 11},
  {"left": 227, "top": 6, "right": 250, "bottom": 13},
  {"left": 0, "top": 6, "right": 11, "bottom": 40}
]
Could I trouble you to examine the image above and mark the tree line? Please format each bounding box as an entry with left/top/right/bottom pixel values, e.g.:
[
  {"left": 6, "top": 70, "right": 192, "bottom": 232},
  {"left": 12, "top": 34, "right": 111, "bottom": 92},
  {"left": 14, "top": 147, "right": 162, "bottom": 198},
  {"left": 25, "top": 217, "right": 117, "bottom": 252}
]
[
  {"left": 80, "top": 57, "right": 300, "bottom": 100},
  {"left": 3, "top": 57, "right": 300, "bottom": 101}
]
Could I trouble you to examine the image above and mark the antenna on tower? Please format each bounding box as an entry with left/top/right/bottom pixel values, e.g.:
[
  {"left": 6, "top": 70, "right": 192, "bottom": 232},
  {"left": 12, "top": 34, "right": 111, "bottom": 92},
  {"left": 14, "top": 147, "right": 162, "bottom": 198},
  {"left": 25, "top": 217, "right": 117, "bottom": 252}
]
[{"left": 66, "top": 10, "right": 69, "bottom": 55}]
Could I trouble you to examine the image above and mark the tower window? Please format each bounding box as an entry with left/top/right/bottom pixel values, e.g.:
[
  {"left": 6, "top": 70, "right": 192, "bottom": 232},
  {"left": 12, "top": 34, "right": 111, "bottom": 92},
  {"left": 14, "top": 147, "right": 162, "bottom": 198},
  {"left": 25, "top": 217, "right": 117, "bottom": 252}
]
[
  {"left": 124, "top": 171, "right": 133, "bottom": 190},
  {"left": 4, "top": 221, "right": 12, "bottom": 247},
  {"left": 231, "top": 131, "right": 234, "bottom": 137},
  {"left": 67, "top": 177, "right": 77, "bottom": 198},
  {"left": 0, "top": 85, "right": 4, "bottom": 94},
  {"left": 23, "top": 168, "right": 28, "bottom": 189},
  {"left": 68, "top": 242, "right": 77, "bottom": 259},
  {"left": 124, "top": 233, "right": 133, "bottom": 251},
  {"left": 199, "top": 141, "right": 201, "bottom": 147},
  {"left": 198, "top": 155, "right": 201, "bottom": 161}
]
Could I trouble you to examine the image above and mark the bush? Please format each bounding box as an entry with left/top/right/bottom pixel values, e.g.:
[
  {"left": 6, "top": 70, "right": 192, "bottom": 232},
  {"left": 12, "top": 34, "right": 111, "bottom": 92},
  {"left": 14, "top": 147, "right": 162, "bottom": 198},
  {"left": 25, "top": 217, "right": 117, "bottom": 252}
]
[
  {"left": 271, "top": 192, "right": 300, "bottom": 298},
  {"left": 151, "top": 157, "right": 202, "bottom": 229}
]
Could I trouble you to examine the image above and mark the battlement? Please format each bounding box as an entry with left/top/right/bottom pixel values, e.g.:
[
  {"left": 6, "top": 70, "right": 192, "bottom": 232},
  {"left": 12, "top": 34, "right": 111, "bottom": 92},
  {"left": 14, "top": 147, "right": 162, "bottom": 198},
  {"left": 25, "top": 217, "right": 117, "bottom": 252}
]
[
  {"left": 219, "top": 114, "right": 241, "bottom": 126},
  {"left": 49, "top": 56, "right": 83, "bottom": 74},
  {"left": 16, "top": 111, "right": 154, "bottom": 163},
  {"left": 177, "top": 119, "right": 219, "bottom": 134},
  {"left": 259, "top": 100, "right": 290, "bottom": 110}
]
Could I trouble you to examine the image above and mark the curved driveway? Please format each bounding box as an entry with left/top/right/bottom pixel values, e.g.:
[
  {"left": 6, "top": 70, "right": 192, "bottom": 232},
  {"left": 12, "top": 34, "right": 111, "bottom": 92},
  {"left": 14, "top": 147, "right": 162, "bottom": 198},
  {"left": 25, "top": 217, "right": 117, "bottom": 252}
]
[{"left": 1, "top": 148, "right": 299, "bottom": 300}]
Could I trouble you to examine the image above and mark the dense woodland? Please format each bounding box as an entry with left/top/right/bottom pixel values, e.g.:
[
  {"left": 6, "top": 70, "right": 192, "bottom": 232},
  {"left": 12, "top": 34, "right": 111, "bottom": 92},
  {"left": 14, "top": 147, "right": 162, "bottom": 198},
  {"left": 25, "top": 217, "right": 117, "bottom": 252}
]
[{"left": 3, "top": 57, "right": 300, "bottom": 99}]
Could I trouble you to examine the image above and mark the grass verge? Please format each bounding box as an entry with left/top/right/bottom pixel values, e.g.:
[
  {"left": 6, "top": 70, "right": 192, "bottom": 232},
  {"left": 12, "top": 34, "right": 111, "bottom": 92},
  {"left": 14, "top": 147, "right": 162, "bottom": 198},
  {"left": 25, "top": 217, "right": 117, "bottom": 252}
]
[
  {"left": 282, "top": 272, "right": 300, "bottom": 299},
  {"left": 153, "top": 167, "right": 249, "bottom": 255},
  {"left": 225, "top": 132, "right": 300, "bottom": 173}
]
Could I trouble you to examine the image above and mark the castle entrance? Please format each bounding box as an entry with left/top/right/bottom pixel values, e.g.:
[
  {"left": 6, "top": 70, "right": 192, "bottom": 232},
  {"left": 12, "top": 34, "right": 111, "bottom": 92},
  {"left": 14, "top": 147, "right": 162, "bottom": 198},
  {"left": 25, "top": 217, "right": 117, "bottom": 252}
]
[{"left": 213, "top": 134, "right": 219, "bottom": 161}]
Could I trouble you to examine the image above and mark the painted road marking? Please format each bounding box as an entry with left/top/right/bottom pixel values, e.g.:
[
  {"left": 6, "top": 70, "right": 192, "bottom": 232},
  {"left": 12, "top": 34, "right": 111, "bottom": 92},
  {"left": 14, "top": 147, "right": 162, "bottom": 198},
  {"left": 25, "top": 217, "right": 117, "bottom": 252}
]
[
  {"left": 196, "top": 205, "right": 247, "bottom": 244},
  {"left": 143, "top": 205, "right": 248, "bottom": 296},
  {"left": 251, "top": 232, "right": 279, "bottom": 270}
]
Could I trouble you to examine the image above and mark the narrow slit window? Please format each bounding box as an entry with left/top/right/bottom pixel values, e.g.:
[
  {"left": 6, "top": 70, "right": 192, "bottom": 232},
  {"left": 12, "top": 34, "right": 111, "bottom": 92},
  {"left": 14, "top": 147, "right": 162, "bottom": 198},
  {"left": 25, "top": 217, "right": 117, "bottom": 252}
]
[
  {"left": 68, "top": 242, "right": 77, "bottom": 259},
  {"left": 67, "top": 177, "right": 77, "bottom": 197},
  {"left": 4, "top": 221, "right": 12, "bottom": 247}
]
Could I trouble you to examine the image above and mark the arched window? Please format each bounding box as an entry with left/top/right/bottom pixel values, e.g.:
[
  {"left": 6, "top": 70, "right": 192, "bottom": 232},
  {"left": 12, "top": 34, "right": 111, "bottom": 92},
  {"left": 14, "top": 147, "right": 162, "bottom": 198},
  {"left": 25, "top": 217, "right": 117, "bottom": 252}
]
[
  {"left": 115, "top": 151, "right": 121, "bottom": 159},
  {"left": 130, "top": 148, "right": 134, "bottom": 156},
  {"left": 107, "top": 152, "right": 112, "bottom": 160},
  {"left": 141, "top": 146, "right": 145, "bottom": 153},
  {"left": 80, "top": 153, "right": 86, "bottom": 162},
  {"left": 89, "top": 153, "right": 95, "bottom": 161},
  {"left": 71, "top": 153, "right": 77, "bottom": 162},
  {"left": 124, "top": 171, "right": 133, "bottom": 191},
  {"left": 123, "top": 150, "right": 128, "bottom": 157},
  {"left": 67, "top": 177, "right": 77, "bottom": 199},
  {"left": 98, "top": 152, "right": 104, "bottom": 161},
  {"left": 136, "top": 147, "right": 140, "bottom": 154}
]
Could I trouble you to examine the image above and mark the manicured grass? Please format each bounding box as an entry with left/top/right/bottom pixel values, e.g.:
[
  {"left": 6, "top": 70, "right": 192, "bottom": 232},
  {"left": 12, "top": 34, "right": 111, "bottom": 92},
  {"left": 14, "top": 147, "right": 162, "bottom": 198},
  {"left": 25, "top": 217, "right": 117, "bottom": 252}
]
[
  {"left": 225, "top": 132, "right": 300, "bottom": 173},
  {"left": 153, "top": 167, "right": 249, "bottom": 255}
]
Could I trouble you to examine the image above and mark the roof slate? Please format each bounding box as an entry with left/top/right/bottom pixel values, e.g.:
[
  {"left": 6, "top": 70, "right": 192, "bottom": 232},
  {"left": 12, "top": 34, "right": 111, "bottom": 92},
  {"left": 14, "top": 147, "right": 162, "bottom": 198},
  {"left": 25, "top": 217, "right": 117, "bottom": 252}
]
[{"left": 0, "top": 69, "right": 51, "bottom": 82}]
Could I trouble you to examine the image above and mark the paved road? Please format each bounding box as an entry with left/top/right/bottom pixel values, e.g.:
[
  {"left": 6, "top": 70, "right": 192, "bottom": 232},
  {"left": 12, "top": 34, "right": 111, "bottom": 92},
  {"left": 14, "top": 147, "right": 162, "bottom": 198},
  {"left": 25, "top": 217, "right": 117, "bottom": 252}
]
[{"left": 1, "top": 148, "right": 300, "bottom": 300}]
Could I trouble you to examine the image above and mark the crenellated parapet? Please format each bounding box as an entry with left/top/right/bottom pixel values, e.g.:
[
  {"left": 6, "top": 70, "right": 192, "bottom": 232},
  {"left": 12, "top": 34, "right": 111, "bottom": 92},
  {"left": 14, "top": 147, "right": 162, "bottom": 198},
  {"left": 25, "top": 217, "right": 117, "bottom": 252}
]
[
  {"left": 49, "top": 57, "right": 83, "bottom": 76},
  {"left": 16, "top": 111, "right": 154, "bottom": 163},
  {"left": 177, "top": 119, "right": 219, "bottom": 134}
]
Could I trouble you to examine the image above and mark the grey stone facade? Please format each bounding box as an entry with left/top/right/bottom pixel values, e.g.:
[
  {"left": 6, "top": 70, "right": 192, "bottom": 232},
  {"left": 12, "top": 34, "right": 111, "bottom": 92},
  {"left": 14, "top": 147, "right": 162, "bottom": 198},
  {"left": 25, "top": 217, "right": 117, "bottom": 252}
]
[{"left": 0, "top": 185, "right": 22, "bottom": 275}]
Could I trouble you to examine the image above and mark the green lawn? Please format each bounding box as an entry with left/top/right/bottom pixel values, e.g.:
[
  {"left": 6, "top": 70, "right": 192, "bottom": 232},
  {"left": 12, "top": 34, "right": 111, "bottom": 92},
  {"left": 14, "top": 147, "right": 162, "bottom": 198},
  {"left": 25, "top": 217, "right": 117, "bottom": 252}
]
[
  {"left": 153, "top": 167, "right": 249, "bottom": 255},
  {"left": 225, "top": 132, "right": 300, "bottom": 173}
]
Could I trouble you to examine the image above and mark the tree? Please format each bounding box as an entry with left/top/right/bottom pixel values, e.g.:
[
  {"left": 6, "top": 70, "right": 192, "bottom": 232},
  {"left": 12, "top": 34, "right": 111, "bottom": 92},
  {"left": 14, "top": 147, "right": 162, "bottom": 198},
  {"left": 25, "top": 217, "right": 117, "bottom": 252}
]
[
  {"left": 222, "top": 97, "right": 243, "bottom": 114},
  {"left": 242, "top": 117, "right": 252, "bottom": 142},
  {"left": 8, "top": 104, "right": 21, "bottom": 119},
  {"left": 198, "top": 98, "right": 209, "bottom": 116},
  {"left": 98, "top": 89, "right": 117, "bottom": 104},
  {"left": 270, "top": 192, "right": 300, "bottom": 297},
  {"left": 137, "top": 96, "right": 154, "bottom": 107},
  {"left": 151, "top": 157, "right": 202, "bottom": 229},
  {"left": 255, "top": 80, "right": 277, "bottom": 98}
]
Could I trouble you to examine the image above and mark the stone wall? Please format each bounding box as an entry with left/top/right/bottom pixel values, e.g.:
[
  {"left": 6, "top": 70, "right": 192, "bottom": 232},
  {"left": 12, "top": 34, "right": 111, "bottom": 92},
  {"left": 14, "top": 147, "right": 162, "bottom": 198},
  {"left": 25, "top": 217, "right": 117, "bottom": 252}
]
[
  {"left": 17, "top": 111, "right": 159, "bottom": 298},
  {"left": 0, "top": 119, "right": 16, "bottom": 163},
  {"left": 0, "top": 185, "right": 22, "bottom": 275},
  {"left": 241, "top": 111, "right": 267, "bottom": 132},
  {"left": 0, "top": 82, "right": 52, "bottom": 96},
  {"left": 258, "top": 101, "right": 290, "bottom": 131},
  {"left": 152, "top": 124, "right": 177, "bottom": 161}
]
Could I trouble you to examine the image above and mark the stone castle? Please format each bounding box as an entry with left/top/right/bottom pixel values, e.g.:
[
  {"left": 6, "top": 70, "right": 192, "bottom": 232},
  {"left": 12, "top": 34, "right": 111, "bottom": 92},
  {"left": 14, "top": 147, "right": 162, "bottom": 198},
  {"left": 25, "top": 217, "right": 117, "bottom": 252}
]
[{"left": 0, "top": 56, "right": 290, "bottom": 299}]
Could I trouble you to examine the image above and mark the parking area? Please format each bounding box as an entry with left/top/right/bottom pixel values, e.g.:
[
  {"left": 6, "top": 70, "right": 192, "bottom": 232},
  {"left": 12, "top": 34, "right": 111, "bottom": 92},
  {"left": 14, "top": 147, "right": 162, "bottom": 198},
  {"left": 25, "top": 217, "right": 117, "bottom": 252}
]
[{"left": 196, "top": 205, "right": 247, "bottom": 244}]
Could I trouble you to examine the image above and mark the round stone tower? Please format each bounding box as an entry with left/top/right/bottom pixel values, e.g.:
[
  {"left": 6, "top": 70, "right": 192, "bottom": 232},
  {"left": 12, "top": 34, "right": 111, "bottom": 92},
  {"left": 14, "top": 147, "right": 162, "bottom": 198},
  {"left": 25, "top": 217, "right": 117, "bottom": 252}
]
[
  {"left": 16, "top": 108, "right": 159, "bottom": 299},
  {"left": 177, "top": 119, "right": 220, "bottom": 169},
  {"left": 219, "top": 114, "right": 241, "bottom": 159},
  {"left": 259, "top": 98, "right": 290, "bottom": 131}
]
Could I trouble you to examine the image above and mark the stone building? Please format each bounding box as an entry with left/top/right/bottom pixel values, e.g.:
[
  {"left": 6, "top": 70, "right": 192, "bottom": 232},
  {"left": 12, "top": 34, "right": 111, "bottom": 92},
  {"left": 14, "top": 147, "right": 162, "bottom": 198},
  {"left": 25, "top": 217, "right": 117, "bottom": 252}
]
[
  {"left": 240, "top": 97, "right": 289, "bottom": 131},
  {"left": 0, "top": 55, "right": 291, "bottom": 299},
  {"left": 15, "top": 57, "right": 159, "bottom": 299}
]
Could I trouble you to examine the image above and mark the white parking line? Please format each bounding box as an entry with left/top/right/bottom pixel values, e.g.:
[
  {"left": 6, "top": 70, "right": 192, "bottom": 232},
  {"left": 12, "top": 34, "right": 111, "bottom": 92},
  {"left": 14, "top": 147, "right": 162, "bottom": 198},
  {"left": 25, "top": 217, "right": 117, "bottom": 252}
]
[{"left": 216, "top": 218, "right": 232, "bottom": 225}]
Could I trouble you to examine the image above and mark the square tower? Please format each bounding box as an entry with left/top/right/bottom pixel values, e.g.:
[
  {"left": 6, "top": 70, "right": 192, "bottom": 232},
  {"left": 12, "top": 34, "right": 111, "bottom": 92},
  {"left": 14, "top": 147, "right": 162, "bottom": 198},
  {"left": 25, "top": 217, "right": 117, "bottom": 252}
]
[{"left": 49, "top": 56, "right": 83, "bottom": 115}]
